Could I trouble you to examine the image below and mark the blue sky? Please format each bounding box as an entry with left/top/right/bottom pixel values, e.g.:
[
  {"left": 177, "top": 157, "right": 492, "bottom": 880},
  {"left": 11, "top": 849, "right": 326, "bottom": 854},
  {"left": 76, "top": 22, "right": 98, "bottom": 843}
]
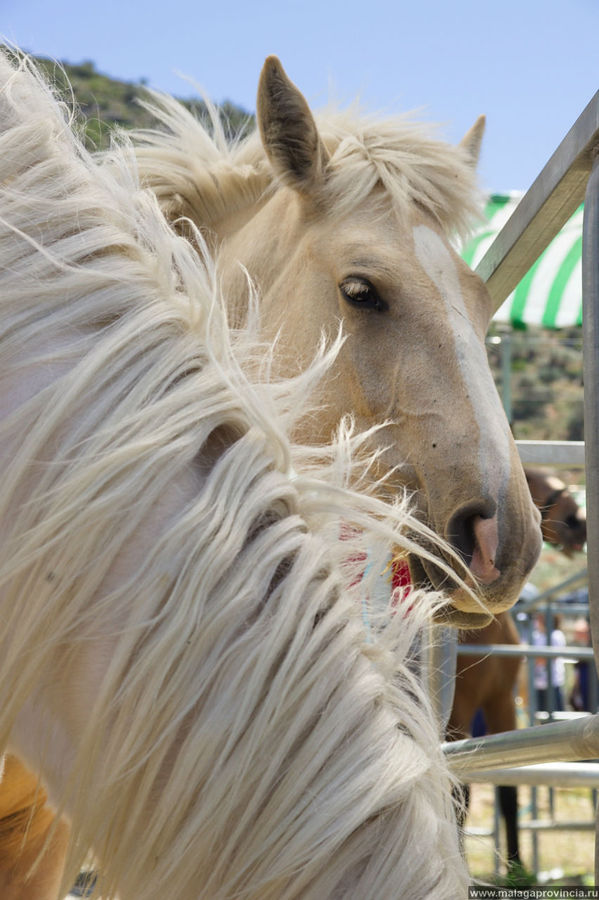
[{"left": 3, "top": 0, "right": 597, "bottom": 193}]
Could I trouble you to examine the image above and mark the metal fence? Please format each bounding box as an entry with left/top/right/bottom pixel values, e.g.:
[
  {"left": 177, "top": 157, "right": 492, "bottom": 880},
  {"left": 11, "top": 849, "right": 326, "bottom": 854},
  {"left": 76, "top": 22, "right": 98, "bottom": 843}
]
[{"left": 439, "top": 90, "right": 599, "bottom": 878}]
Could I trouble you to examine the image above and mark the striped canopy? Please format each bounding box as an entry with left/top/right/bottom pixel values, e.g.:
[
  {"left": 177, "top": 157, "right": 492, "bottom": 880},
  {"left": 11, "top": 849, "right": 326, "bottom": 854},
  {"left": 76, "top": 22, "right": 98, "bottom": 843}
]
[{"left": 461, "top": 194, "right": 583, "bottom": 329}]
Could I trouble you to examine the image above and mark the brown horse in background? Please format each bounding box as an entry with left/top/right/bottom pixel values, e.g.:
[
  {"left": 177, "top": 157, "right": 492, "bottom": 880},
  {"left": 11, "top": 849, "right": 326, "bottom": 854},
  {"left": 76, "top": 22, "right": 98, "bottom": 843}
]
[
  {"left": 525, "top": 469, "right": 586, "bottom": 555},
  {"left": 447, "top": 467, "right": 587, "bottom": 874}
]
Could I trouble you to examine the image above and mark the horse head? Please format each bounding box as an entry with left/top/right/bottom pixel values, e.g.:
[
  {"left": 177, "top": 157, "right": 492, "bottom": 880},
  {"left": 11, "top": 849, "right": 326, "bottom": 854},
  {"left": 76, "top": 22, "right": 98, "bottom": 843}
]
[
  {"left": 133, "top": 56, "right": 543, "bottom": 627},
  {"left": 215, "top": 57, "right": 542, "bottom": 626},
  {"left": 525, "top": 468, "right": 586, "bottom": 555}
]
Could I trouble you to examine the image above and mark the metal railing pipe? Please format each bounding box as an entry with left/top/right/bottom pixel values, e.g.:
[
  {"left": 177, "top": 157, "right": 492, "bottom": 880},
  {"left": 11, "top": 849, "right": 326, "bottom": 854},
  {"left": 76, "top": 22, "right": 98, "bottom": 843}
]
[
  {"left": 516, "top": 440, "right": 586, "bottom": 467},
  {"left": 516, "top": 569, "right": 588, "bottom": 614},
  {"left": 582, "top": 141, "right": 599, "bottom": 885},
  {"left": 457, "top": 643, "right": 594, "bottom": 660},
  {"left": 443, "top": 713, "right": 599, "bottom": 775},
  {"left": 477, "top": 91, "right": 599, "bottom": 307},
  {"left": 465, "top": 762, "right": 599, "bottom": 787},
  {"left": 583, "top": 152, "right": 599, "bottom": 676}
]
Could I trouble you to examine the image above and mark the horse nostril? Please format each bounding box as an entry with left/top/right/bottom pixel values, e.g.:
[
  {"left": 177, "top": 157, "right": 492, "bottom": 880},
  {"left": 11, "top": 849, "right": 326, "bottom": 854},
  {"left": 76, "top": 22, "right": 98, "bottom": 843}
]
[
  {"left": 446, "top": 502, "right": 501, "bottom": 585},
  {"left": 447, "top": 510, "right": 475, "bottom": 568}
]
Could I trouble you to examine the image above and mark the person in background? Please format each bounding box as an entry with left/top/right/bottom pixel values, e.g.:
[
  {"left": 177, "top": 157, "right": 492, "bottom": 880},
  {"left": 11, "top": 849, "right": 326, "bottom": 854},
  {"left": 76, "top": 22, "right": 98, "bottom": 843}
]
[
  {"left": 533, "top": 613, "right": 566, "bottom": 712},
  {"left": 569, "top": 617, "right": 592, "bottom": 712}
]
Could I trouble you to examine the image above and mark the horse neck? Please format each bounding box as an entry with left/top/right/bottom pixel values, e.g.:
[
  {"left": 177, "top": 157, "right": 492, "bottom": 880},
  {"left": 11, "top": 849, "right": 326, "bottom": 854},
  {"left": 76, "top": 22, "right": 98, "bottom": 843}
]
[
  {"left": 183, "top": 146, "right": 274, "bottom": 250},
  {"left": 459, "top": 610, "right": 518, "bottom": 646},
  {"left": 212, "top": 192, "right": 272, "bottom": 245}
]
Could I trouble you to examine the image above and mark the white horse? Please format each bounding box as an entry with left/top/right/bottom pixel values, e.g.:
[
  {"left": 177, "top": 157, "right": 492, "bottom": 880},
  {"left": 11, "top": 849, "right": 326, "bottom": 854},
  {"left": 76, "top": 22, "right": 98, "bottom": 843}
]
[{"left": 0, "top": 50, "right": 468, "bottom": 898}]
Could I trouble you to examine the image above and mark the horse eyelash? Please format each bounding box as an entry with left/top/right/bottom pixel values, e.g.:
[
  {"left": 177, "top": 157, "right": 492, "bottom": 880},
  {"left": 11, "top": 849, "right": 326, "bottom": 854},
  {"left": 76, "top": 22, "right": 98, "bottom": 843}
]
[{"left": 339, "top": 278, "right": 386, "bottom": 312}]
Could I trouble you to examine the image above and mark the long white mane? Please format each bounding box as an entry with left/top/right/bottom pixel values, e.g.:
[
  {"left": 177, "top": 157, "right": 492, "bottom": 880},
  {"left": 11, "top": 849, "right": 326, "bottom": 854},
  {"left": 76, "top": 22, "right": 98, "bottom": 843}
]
[{"left": 0, "top": 51, "right": 467, "bottom": 898}]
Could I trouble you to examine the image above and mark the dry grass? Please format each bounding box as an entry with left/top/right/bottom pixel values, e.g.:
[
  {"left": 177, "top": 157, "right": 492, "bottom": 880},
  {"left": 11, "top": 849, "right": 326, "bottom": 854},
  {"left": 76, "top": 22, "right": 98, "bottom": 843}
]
[{"left": 465, "top": 781, "right": 596, "bottom": 884}]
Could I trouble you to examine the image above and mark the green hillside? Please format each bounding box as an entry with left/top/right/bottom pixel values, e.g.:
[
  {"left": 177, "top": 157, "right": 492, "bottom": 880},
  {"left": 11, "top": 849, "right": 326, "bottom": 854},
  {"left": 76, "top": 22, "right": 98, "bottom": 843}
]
[{"left": 32, "top": 55, "right": 253, "bottom": 150}]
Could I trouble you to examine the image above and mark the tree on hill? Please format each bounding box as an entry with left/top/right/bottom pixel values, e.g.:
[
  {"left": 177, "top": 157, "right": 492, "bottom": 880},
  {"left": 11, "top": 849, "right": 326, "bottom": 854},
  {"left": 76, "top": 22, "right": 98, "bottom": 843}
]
[{"left": 30, "top": 54, "right": 253, "bottom": 150}]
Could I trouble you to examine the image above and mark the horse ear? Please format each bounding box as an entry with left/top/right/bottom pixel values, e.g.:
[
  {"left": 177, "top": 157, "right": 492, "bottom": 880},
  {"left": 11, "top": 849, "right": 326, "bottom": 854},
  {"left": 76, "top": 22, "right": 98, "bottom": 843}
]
[
  {"left": 257, "top": 56, "right": 329, "bottom": 196},
  {"left": 459, "top": 115, "right": 486, "bottom": 168}
]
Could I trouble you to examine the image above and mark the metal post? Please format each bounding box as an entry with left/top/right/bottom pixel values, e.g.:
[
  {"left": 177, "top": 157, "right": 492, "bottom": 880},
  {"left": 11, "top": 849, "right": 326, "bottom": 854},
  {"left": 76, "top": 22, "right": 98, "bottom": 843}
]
[
  {"left": 550, "top": 607, "right": 558, "bottom": 718},
  {"left": 582, "top": 148, "right": 599, "bottom": 883},
  {"left": 531, "top": 784, "right": 540, "bottom": 878},
  {"left": 583, "top": 151, "right": 599, "bottom": 675},
  {"left": 424, "top": 624, "right": 457, "bottom": 733},
  {"left": 493, "top": 786, "right": 501, "bottom": 877},
  {"left": 501, "top": 328, "right": 512, "bottom": 423}
]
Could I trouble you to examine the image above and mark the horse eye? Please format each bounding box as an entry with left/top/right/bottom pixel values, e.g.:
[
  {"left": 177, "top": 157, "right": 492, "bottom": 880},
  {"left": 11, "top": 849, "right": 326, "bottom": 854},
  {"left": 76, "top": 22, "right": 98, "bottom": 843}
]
[{"left": 339, "top": 278, "right": 385, "bottom": 311}]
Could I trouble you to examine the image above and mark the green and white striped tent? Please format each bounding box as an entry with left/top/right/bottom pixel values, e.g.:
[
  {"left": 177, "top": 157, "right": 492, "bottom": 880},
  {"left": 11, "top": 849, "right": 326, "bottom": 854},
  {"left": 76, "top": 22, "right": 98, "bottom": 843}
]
[{"left": 461, "top": 194, "right": 583, "bottom": 329}]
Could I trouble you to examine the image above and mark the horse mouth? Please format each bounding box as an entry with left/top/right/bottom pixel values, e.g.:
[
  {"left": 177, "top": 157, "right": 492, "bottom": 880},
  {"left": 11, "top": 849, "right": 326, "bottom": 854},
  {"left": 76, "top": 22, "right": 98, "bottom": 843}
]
[
  {"left": 408, "top": 555, "right": 493, "bottom": 629},
  {"left": 559, "top": 539, "right": 586, "bottom": 556},
  {"left": 432, "top": 605, "right": 493, "bottom": 628}
]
